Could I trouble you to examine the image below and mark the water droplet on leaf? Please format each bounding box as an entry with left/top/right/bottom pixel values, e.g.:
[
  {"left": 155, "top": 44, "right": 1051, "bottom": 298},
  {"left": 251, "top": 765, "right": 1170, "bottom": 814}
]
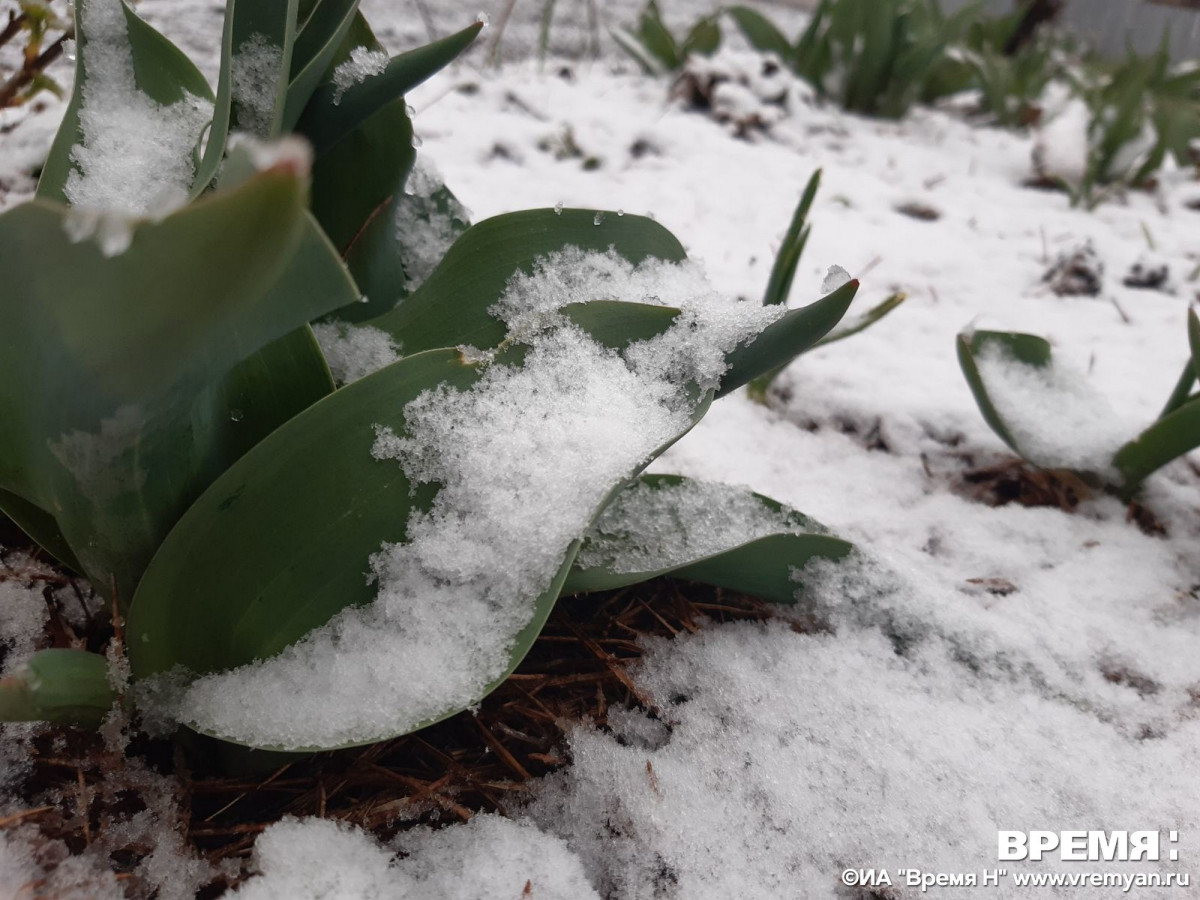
[{"left": 593, "top": 212, "right": 604, "bottom": 226}]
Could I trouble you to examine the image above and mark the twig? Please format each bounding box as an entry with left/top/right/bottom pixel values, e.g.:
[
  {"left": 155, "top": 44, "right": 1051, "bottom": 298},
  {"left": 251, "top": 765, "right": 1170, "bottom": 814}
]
[{"left": 0, "top": 29, "right": 72, "bottom": 109}]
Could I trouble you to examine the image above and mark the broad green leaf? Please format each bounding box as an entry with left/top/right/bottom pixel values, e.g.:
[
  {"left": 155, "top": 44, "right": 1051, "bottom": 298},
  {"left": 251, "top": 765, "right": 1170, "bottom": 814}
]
[
  {"left": 127, "top": 349, "right": 479, "bottom": 681},
  {"left": 282, "top": 0, "right": 362, "bottom": 132},
  {"left": 369, "top": 208, "right": 688, "bottom": 356},
  {"left": 562, "top": 474, "right": 852, "bottom": 603},
  {"left": 1113, "top": 398, "right": 1200, "bottom": 499},
  {"left": 560, "top": 301, "right": 680, "bottom": 349},
  {"left": 38, "top": 0, "right": 214, "bottom": 202},
  {"left": 0, "top": 489, "right": 83, "bottom": 572},
  {"left": 0, "top": 170, "right": 357, "bottom": 605},
  {"left": 763, "top": 169, "right": 821, "bottom": 306},
  {"left": 633, "top": 0, "right": 680, "bottom": 72},
  {"left": 296, "top": 21, "right": 483, "bottom": 156},
  {"left": 681, "top": 16, "right": 721, "bottom": 58},
  {"left": 612, "top": 27, "right": 663, "bottom": 75},
  {"left": 128, "top": 327, "right": 710, "bottom": 750},
  {"left": 301, "top": 17, "right": 481, "bottom": 323},
  {"left": 0, "top": 650, "right": 116, "bottom": 725},
  {"left": 956, "top": 330, "right": 1053, "bottom": 458},
  {"left": 717, "top": 279, "right": 858, "bottom": 398},
  {"left": 726, "top": 6, "right": 793, "bottom": 59}
]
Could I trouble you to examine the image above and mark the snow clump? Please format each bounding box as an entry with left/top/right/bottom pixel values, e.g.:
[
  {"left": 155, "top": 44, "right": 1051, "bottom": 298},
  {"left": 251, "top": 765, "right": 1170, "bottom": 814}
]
[
  {"left": 331, "top": 46, "right": 390, "bottom": 104},
  {"left": 164, "top": 247, "right": 782, "bottom": 749}
]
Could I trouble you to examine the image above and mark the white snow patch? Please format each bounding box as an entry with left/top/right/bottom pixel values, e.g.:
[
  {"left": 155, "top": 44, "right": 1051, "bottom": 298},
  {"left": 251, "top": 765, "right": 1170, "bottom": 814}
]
[
  {"left": 63, "top": 0, "right": 212, "bottom": 220},
  {"left": 230, "top": 33, "right": 281, "bottom": 136},
  {"left": 312, "top": 322, "right": 401, "bottom": 385},
  {"left": 0, "top": 577, "right": 49, "bottom": 676},
  {"left": 228, "top": 814, "right": 600, "bottom": 900},
  {"left": 577, "top": 478, "right": 817, "bottom": 574},
  {"left": 331, "top": 46, "right": 390, "bottom": 104},
  {"left": 166, "top": 248, "right": 780, "bottom": 749},
  {"left": 394, "top": 155, "right": 469, "bottom": 291},
  {"left": 526, "top": 620, "right": 1200, "bottom": 899},
  {"left": 974, "top": 340, "right": 1132, "bottom": 472}
]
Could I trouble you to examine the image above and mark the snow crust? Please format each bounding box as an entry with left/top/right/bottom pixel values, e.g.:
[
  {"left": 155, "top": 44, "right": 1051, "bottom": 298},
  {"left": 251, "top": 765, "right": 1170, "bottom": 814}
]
[
  {"left": 577, "top": 478, "right": 816, "bottom": 574},
  {"left": 229, "top": 815, "right": 600, "bottom": 900},
  {"left": 166, "top": 249, "right": 779, "bottom": 749},
  {"left": 312, "top": 322, "right": 401, "bottom": 385},
  {"left": 63, "top": 0, "right": 212, "bottom": 226},
  {"left": 331, "top": 46, "right": 389, "bottom": 104},
  {"left": 974, "top": 340, "right": 1132, "bottom": 472}
]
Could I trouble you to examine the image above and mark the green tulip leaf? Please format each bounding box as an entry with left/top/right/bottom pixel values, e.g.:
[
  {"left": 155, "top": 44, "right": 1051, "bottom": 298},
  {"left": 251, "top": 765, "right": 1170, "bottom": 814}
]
[
  {"left": 0, "top": 649, "right": 116, "bottom": 726},
  {"left": 369, "top": 208, "right": 688, "bottom": 356},
  {"left": 296, "top": 21, "right": 482, "bottom": 156},
  {"left": 282, "top": 0, "right": 362, "bottom": 132},
  {"left": 681, "top": 16, "right": 721, "bottom": 58},
  {"left": 1114, "top": 395, "right": 1200, "bottom": 499},
  {"left": 763, "top": 169, "right": 820, "bottom": 307},
  {"left": 563, "top": 474, "right": 853, "bottom": 603},
  {"left": 0, "top": 169, "right": 356, "bottom": 605},
  {"left": 0, "top": 489, "right": 83, "bottom": 573},
  {"left": 726, "top": 6, "right": 794, "bottom": 60},
  {"left": 956, "top": 329, "right": 1052, "bottom": 458},
  {"left": 717, "top": 279, "right": 858, "bottom": 397}
]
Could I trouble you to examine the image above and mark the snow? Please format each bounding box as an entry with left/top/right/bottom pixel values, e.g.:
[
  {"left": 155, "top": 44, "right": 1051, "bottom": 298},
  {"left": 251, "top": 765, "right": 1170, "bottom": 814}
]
[
  {"left": 525, "top": 620, "right": 1199, "bottom": 899},
  {"left": 229, "top": 815, "right": 600, "bottom": 900},
  {"left": 820, "top": 263, "right": 851, "bottom": 294},
  {"left": 230, "top": 33, "right": 281, "bottom": 136},
  {"left": 577, "top": 477, "right": 820, "bottom": 574},
  {"left": 63, "top": 0, "right": 211, "bottom": 218},
  {"left": 331, "top": 46, "right": 390, "bottom": 104},
  {"left": 167, "top": 249, "right": 779, "bottom": 749},
  {"left": 312, "top": 322, "right": 401, "bottom": 385},
  {"left": 0, "top": 574, "right": 49, "bottom": 677},
  {"left": 394, "top": 155, "right": 470, "bottom": 291},
  {"left": 973, "top": 339, "right": 1134, "bottom": 472}
]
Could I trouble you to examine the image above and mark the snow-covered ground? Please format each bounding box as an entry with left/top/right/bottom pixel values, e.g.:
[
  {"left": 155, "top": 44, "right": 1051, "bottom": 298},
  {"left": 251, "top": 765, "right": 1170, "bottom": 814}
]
[{"left": 3, "top": 2, "right": 1200, "bottom": 897}]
